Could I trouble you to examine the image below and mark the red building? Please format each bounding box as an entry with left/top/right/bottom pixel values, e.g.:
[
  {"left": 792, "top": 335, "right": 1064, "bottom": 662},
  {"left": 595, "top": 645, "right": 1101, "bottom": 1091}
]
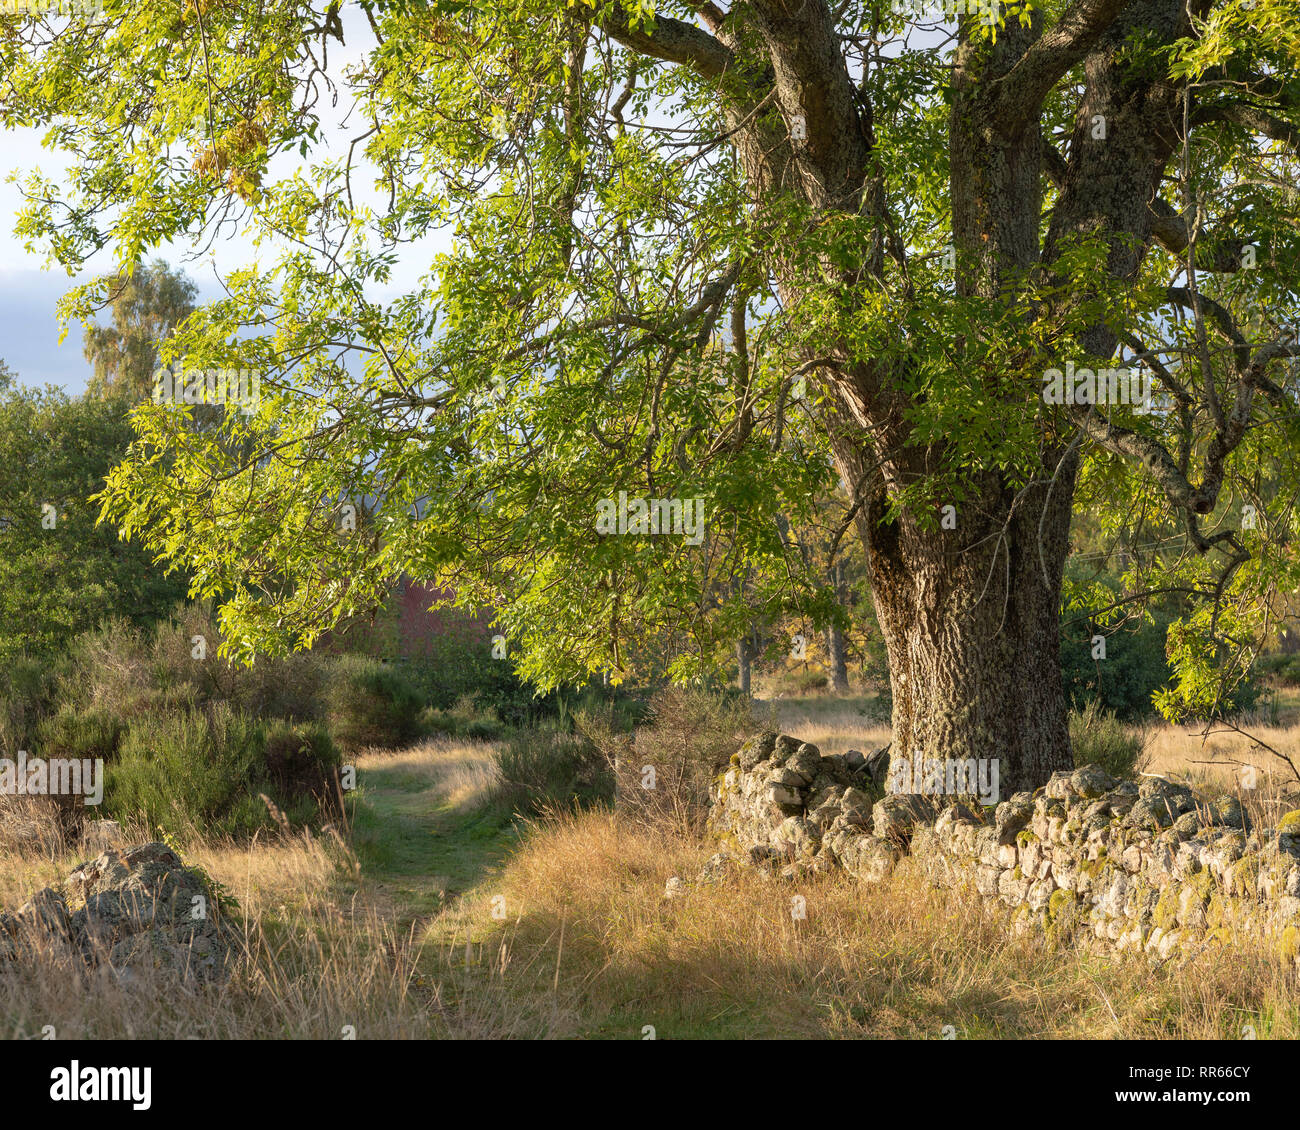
[{"left": 322, "top": 578, "right": 495, "bottom": 659}]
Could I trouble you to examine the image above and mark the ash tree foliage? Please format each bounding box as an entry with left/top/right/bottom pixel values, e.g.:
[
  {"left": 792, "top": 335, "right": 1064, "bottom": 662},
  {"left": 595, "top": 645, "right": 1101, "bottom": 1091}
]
[{"left": 2, "top": 0, "right": 1299, "bottom": 791}]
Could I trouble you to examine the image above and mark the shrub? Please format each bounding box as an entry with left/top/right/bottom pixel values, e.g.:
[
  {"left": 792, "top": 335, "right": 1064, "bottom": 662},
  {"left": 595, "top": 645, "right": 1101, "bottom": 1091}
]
[
  {"left": 1061, "top": 606, "right": 1263, "bottom": 721},
  {"left": 325, "top": 656, "right": 423, "bottom": 752},
  {"left": 104, "top": 705, "right": 266, "bottom": 838},
  {"left": 795, "top": 670, "right": 830, "bottom": 695},
  {"left": 59, "top": 607, "right": 329, "bottom": 723},
  {"left": 1060, "top": 613, "right": 1174, "bottom": 720},
  {"left": 473, "top": 662, "right": 563, "bottom": 728},
  {"left": 401, "top": 651, "right": 474, "bottom": 713},
  {"left": 493, "top": 724, "right": 613, "bottom": 814},
  {"left": 63, "top": 614, "right": 196, "bottom": 718},
  {"left": 0, "top": 655, "right": 62, "bottom": 752},
  {"left": 1069, "top": 699, "right": 1145, "bottom": 780},
  {"left": 229, "top": 652, "right": 328, "bottom": 723},
  {"left": 34, "top": 703, "right": 127, "bottom": 764},
  {"left": 1259, "top": 653, "right": 1300, "bottom": 686},
  {"left": 585, "top": 686, "right": 754, "bottom": 835},
  {"left": 418, "top": 708, "right": 460, "bottom": 737},
  {"left": 263, "top": 720, "right": 341, "bottom": 804},
  {"left": 462, "top": 718, "right": 506, "bottom": 742},
  {"left": 103, "top": 705, "right": 339, "bottom": 840}
]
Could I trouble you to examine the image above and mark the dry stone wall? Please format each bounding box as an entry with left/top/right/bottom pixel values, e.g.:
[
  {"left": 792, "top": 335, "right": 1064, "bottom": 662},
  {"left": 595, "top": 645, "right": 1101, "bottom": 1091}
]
[{"left": 702, "top": 731, "right": 1300, "bottom": 970}]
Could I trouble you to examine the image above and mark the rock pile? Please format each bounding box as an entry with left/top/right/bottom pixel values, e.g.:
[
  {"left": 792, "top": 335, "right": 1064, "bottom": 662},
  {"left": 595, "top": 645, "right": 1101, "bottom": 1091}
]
[
  {"left": 0, "top": 842, "right": 239, "bottom": 983},
  {"left": 698, "top": 731, "right": 1300, "bottom": 970}
]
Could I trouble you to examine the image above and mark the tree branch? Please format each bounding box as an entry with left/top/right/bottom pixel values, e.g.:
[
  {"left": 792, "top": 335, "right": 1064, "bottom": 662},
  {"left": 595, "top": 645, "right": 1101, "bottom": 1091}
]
[
  {"left": 992, "top": 0, "right": 1137, "bottom": 134},
  {"left": 589, "top": 4, "right": 734, "bottom": 80}
]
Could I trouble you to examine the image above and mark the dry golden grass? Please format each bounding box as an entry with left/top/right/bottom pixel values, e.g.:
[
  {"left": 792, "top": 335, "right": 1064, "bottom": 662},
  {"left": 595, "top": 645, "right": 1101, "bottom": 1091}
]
[
  {"left": 353, "top": 736, "right": 501, "bottom": 813},
  {"left": 432, "top": 809, "right": 1299, "bottom": 1039},
  {"left": 3, "top": 726, "right": 1297, "bottom": 1038},
  {"left": 1141, "top": 722, "right": 1300, "bottom": 790},
  {"left": 766, "top": 698, "right": 892, "bottom": 757},
  {"left": 0, "top": 868, "right": 433, "bottom": 1039}
]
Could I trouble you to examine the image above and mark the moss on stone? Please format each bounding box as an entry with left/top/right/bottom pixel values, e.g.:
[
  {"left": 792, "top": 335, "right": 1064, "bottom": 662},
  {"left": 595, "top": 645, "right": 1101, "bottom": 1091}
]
[
  {"left": 1045, "top": 888, "right": 1083, "bottom": 949},
  {"left": 1079, "top": 849, "right": 1109, "bottom": 876},
  {"left": 1152, "top": 885, "right": 1179, "bottom": 931},
  {"left": 1206, "top": 890, "right": 1228, "bottom": 929},
  {"left": 1230, "top": 852, "right": 1261, "bottom": 897},
  {"left": 1047, "top": 887, "right": 1075, "bottom": 922},
  {"left": 1276, "top": 810, "right": 1300, "bottom": 836},
  {"left": 1188, "top": 868, "right": 1215, "bottom": 900}
]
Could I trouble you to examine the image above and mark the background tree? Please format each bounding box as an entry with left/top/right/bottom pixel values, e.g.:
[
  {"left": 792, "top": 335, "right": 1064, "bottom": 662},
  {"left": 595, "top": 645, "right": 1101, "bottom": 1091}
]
[
  {"left": 82, "top": 260, "right": 198, "bottom": 402},
  {"left": 0, "top": 366, "right": 189, "bottom": 666},
  {"left": 4, "top": 1, "right": 1299, "bottom": 790}
]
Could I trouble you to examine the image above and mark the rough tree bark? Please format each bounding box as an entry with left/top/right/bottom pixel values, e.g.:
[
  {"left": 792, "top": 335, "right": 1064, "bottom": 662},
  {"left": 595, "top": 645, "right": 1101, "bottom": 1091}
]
[{"left": 597, "top": 0, "right": 1268, "bottom": 792}]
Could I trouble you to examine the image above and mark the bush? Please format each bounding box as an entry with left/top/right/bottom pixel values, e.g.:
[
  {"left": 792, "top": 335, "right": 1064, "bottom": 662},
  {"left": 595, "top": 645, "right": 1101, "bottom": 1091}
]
[
  {"left": 34, "top": 703, "right": 127, "bottom": 764},
  {"left": 103, "top": 705, "right": 339, "bottom": 839},
  {"left": 584, "top": 686, "right": 754, "bottom": 835},
  {"left": 1061, "top": 605, "right": 1263, "bottom": 722},
  {"left": 63, "top": 615, "right": 194, "bottom": 718},
  {"left": 26, "top": 703, "right": 128, "bottom": 839},
  {"left": 325, "top": 656, "right": 423, "bottom": 752},
  {"left": 229, "top": 652, "right": 327, "bottom": 723},
  {"left": 795, "top": 670, "right": 829, "bottom": 695},
  {"left": 462, "top": 718, "right": 506, "bottom": 742},
  {"left": 1060, "top": 613, "right": 1174, "bottom": 720},
  {"left": 1069, "top": 699, "right": 1145, "bottom": 780},
  {"left": 263, "top": 720, "right": 341, "bottom": 803},
  {"left": 473, "top": 662, "right": 563, "bottom": 728},
  {"left": 1258, "top": 653, "right": 1300, "bottom": 686},
  {"left": 59, "top": 608, "right": 329, "bottom": 724},
  {"left": 401, "top": 652, "right": 473, "bottom": 713},
  {"left": 3, "top": 606, "right": 348, "bottom": 838},
  {"left": 0, "top": 655, "right": 62, "bottom": 752},
  {"left": 104, "top": 705, "right": 264, "bottom": 838},
  {"left": 493, "top": 724, "right": 613, "bottom": 813}
]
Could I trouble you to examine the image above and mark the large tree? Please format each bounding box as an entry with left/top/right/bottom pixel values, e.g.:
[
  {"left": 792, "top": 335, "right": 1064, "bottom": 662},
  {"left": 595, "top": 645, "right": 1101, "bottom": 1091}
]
[{"left": 3, "top": 1, "right": 1298, "bottom": 791}]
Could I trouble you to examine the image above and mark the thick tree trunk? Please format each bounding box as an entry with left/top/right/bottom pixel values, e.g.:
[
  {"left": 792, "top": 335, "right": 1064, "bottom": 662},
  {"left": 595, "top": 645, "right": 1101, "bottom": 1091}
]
[
  {"left": 703, "top": 2, "right": 1181, "bottom": 793},
  {"left": 849, "top": 451, "right": 1079, "bottom": 798}
]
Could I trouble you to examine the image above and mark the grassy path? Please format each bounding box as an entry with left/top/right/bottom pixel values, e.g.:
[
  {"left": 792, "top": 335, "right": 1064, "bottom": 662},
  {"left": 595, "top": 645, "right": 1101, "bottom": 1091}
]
[{"left": 344, "top": 740, "right": 518, "bottom": 928}]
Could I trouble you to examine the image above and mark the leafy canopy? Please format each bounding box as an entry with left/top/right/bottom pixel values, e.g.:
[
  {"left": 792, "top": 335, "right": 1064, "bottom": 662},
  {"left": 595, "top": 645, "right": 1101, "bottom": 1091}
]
[{"left": 0, "top": 1, "right": 1296, "bottom": 712}]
